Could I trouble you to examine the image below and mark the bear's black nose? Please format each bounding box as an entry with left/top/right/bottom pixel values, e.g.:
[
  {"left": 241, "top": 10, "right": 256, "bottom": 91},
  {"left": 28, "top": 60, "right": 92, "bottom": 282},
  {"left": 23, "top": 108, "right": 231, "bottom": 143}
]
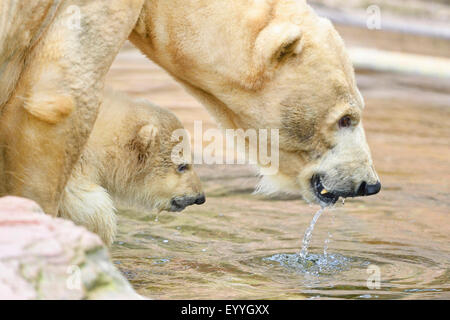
[
  {"left": 195, "top": 194, "right": 206, "bottom": 205},
  {"left": 170, "top": 194, "right": 206, "bottom": 212},
  {"left": 357, "top": 181, "right": 381, "bottom": 196}
]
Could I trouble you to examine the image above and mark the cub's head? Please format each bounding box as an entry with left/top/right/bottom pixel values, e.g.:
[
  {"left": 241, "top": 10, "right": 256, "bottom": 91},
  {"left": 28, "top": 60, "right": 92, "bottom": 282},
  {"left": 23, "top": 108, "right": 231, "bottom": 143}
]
[{"left": 97, "top": 97, "right": 205, "bottom": 213}]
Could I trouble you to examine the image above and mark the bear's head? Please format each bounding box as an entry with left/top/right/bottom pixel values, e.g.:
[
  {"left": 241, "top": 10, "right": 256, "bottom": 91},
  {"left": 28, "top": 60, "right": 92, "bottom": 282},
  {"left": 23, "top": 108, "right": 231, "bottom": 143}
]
[
  {"left": 97, "top": 100, "right": 205, "bottom": 213},
  {"left": 130, "top": 0, "right": 380, "bottom": 206}
]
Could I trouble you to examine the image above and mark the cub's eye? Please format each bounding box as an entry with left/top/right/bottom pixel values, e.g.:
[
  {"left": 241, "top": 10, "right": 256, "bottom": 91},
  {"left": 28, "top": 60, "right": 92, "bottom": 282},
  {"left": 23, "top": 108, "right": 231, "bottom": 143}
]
[
  {"left": 338, "top": 115, "right": 352, "bottom": 128},
  {"left": 177, "top": 163, "right": 189, "bottom": 173}
]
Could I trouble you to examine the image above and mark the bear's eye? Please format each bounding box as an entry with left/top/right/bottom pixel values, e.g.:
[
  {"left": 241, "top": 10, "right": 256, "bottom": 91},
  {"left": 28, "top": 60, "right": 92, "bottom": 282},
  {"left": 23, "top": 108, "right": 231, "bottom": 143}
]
[
  {"left": 338, "top": 115, "right": 352, "bottom": 128},
  {"left": 177, "top": 163, "right": 189, "bottom": 173}
]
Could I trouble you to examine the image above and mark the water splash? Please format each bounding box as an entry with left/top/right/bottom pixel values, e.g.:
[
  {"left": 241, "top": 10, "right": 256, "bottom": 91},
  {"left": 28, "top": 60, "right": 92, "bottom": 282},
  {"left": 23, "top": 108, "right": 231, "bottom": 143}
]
[
  {"left": 299, "top": 207, "right": 325, "bottom": 259},
  {"left": 264, "top": 252, "right": 351, "bottom": 276}
]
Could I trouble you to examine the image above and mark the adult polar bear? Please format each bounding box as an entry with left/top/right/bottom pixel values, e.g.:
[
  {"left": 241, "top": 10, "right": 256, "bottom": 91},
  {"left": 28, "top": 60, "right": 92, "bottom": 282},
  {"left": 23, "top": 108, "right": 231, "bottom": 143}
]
[{"left": 0, "top": 0, "right": 380, "bottom": 215}]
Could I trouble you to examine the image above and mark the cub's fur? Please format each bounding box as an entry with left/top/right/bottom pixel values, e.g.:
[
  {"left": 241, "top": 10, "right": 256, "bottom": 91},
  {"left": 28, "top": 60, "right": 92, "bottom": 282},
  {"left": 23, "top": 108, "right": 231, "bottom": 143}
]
[{"left": 59, "top": 90, "right": 204, "bottom": 245}]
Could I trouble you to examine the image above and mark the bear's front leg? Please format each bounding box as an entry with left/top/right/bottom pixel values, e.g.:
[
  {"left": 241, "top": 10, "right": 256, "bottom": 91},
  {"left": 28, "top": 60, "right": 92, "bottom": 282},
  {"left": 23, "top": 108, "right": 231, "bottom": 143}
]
[
  {"left": 0, "top": 0, "right": 143, "bottom": 215},
  {"left": 60, "top": 179, "right": 117, "bottom": 246}
]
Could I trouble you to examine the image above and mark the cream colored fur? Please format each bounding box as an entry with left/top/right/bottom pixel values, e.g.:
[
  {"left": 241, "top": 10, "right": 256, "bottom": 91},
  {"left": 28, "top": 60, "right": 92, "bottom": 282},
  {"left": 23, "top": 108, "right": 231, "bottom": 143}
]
[
  {"left": 59, "top": 90, "right": 203, "bottom": 245},
  {"left": 0, "top": 0, "right": 144, "bottom": 214},
  {"left": 0, "top": 0, "right": 379, "bottom": 215}
]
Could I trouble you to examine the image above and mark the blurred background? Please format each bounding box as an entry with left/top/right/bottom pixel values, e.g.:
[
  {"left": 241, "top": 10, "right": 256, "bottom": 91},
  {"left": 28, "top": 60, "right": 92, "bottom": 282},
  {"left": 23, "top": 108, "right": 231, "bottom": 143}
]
[{"left": 105, "top": 0, "right": 450, "bottom": 299}]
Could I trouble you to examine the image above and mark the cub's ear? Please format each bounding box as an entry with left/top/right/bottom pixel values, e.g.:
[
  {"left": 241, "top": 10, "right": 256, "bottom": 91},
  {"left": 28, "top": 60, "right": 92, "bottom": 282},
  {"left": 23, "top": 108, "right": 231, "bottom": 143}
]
[{"left": 130, "top": 124, "right": 160, "bottom": 156}]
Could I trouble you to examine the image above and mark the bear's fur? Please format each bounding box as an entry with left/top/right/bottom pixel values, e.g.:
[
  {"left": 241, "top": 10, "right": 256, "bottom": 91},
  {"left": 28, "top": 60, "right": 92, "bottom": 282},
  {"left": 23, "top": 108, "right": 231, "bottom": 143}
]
[
  {"left": 0, "top": 0, "right": 144, "bottom": 215},
  {"left": 0, "top": 0, "right": 380, "bottom": 214},
  {"left": 59, "top": 89, "right": 204, "bottom": 245}
]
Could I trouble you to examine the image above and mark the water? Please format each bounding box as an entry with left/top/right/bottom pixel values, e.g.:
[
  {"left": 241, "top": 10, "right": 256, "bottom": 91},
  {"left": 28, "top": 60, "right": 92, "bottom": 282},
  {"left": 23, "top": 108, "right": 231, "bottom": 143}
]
[
  {"left": 264, "top": 252, "right": 351, "bottom": 276},
  {"left": 324, "top": 210, "right": 336, "bottom": 257},
  {"left": 112, "top": 174, "right": 450, "bottom": 299},
  {"left": 323, "top": 231, "right": 332, "bottom": 257},
  {"left": 299, "top": 208, "right": 325, "bottom": 259},
  {"left": 297, "top": 207, "right": 337, "bottom": 269}
]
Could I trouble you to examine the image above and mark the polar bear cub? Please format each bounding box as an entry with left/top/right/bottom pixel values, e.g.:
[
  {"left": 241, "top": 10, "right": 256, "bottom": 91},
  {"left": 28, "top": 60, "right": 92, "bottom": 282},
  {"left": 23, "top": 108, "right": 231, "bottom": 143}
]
[{"left": 59, "top": 89, "right": 205, "bottom": 245}]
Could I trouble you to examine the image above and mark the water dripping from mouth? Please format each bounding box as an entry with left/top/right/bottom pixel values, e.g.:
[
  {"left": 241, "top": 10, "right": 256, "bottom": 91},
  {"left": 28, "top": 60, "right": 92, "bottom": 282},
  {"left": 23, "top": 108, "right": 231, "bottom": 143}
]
[{"left": 299, "top": 207, "right": 325, "bottom": 259}]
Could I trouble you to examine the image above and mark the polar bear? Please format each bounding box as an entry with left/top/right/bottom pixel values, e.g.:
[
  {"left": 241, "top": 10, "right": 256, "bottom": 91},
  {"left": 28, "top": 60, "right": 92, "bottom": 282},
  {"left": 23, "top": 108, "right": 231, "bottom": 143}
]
[
  {"left": 0, "top": 0, "right": 380, "bottom": 215},
  {"left": 59, "top": 90, "right": 205, "bottom": 245}
]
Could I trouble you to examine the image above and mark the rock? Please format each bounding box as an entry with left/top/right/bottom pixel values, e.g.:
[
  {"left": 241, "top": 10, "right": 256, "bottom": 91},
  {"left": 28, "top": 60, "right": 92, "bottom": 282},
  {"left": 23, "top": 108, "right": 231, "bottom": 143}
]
[{"left": 0, "top": 196, "right": 144, "bottom": 300}]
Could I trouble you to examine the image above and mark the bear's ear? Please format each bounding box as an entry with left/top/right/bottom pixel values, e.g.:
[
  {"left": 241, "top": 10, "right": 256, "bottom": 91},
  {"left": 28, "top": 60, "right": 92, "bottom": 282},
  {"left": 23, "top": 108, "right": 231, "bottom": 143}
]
[
  {"left": 131, "top": 124, "right": 160, "bottom": 156},
  {"left": 255, "top": 22, "right": 302, "bottom": 64}
]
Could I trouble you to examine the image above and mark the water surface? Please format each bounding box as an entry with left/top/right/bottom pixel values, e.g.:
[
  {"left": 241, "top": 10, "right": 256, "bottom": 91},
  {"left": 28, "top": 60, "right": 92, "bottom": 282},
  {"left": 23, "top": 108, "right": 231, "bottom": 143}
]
[{"left": 112, "top": 153, "right": 449, "bottom": 299}]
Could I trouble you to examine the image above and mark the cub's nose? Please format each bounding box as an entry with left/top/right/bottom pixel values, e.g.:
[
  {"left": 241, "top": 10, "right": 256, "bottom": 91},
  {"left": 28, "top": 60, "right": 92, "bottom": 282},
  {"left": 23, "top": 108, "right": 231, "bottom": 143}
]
[
  {"left": 195, "top": 194, "right": 206, "bottom": 205},
  {"left": 170, "top": 194, "right": 206, "bottom": 212},
  {"left": 356, "top": 181, "right": 381, "bottom": 196}
]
